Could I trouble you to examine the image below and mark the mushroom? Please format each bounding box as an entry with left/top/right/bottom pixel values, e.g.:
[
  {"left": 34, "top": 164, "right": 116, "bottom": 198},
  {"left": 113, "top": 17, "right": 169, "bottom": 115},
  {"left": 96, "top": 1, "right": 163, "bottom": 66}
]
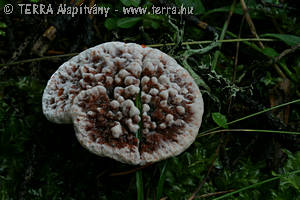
[{"left": 42, "top": 42, "right": 204, "bottom": 165}]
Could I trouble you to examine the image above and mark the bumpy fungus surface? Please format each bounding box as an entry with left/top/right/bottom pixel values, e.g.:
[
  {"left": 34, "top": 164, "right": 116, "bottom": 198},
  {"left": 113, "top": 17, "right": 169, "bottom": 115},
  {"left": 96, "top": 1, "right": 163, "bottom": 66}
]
[{"left": 42, "top": 42, "right": 204, "bottom": 165}]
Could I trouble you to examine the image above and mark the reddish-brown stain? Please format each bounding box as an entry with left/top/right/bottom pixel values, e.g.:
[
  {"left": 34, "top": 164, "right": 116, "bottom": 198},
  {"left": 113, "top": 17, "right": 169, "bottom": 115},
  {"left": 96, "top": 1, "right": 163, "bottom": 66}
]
[
  {"left": 58, "top": 88, "right": 64, "bottom": 96},
  {"left": 92, "top": 55, "right": 101, "bottom": 63},
  {"left": 72, "top": 65, "right": 77, "bottom": 72},
  {"left": 152, "top": 108, "right": 164, "bottom": 120}
]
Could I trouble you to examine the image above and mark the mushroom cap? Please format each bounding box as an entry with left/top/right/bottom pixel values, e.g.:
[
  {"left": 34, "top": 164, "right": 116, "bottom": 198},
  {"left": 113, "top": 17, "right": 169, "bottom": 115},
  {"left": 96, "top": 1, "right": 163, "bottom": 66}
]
[{"left": 42, "top": 42, "right": 204, "bottom": 165}]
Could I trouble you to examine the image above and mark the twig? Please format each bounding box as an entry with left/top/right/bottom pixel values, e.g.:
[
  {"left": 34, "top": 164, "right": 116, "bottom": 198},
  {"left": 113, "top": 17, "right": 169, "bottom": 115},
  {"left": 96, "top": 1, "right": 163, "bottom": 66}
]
[
  {"left": 9, "top": 35, "right": 33, "bottom": 63},
  {"left": 272, "top": 43, "right": 300, "bottom": 64},
  {"left": 228, "top": 16, "right": 245, "bottom": 113},
  {"left": 240, "top": 0, "right": 289, "bottom": 80},
  {"left": 89, "top": 0, "right": 96, "bottom": 7},
  {"left": 273, "top": 63, "right": 287, "bottom": 79},
  {"left": 76, "top": 0, "right": 86, "bottom": 6},
  {"left": 0, "top": 53, "right": 78, "bottom": 67},
  {"left": 240, "top": 0, "right": 264, "bottom": 49},
  {"left": 89, "top": 0, "right": 96, "bottom": 19},
  {"left": 0, "top": 39, "right": 276, "bottom": 68},
  {"left": 271, "top": 17, "right": 284, "bottom": 34},
  {"left": 148, "top": 38, "right": 275, "bottom": 47},
  {"left": 212, "top": 0, "right": 237, "bottom": 70},
  {"left": 195, "top": 189, "right": 235, "bottom": 199},
  {"left": 233, "top": 16, "right": 245, "bottom": 83},
  {"left": 160, "top": 197, "right": 168, "bottom": 200}
]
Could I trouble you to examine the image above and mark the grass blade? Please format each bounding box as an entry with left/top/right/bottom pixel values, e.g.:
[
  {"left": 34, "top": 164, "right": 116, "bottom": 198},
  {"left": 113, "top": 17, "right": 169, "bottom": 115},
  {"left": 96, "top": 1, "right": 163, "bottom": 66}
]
[
  {"left": 212, "top": 0, "right": 237, "bottom": 70},
  {"left": 135, "top": 88, "right": 144, "bottom": 200},
  {"left": 156, "top": 160, "right": 168, "bottom": 200},
  {"left": 200, "top": 98, "right": 300, "bottom": 136},
  {"left": 199, "top": 129, "right": 300, "bottom": 137},
  {"left": 213, "top": 169, "right": 300, "bottom": 200},
  {"left": 136, "top": 170, "right": 144, "bottom": 200}
]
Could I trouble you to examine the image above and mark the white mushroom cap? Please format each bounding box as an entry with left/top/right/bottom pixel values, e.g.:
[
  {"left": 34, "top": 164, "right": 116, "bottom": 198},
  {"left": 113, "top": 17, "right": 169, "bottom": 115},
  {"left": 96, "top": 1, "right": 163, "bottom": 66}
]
[
  {"left": 139, "top": 49, "right": 204, "bottom": 165},
  {"left": 71, "top": 86, "right": 141, "bottom": 165},
  {"left": 42, "top": 42, "right": 204, "bottom": 165}
]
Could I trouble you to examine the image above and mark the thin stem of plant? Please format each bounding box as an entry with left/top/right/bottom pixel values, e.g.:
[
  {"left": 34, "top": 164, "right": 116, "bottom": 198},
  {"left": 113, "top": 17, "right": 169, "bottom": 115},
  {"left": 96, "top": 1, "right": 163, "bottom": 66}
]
[
  {"left": 228, "top": 15, "right": 245, "bottom": 113},
  {"left": 199, "top": 129, "right": 300, "bottom": 138},
  {"left": 213, "top": 169, "right": 300, "bottom": 200},
  {"left": 233, "top": 16, "right": 245, "bottom": 83},
  {"left": 0, "top": 38, "right": 276, "bottom": 68},
  {"left": 136, "top": 170, "right": 144, "bottom": 200},
  {"left": 195, "top": 189, "right": 235, "bottom": 199},
  {"left": 271, "top": 43, "right": 300, "bottom": 64},
  {"left": 199, "top": 99, "right": 300, "bottom": 136},
  {"left": 0, "top": 53, "right": 78, "bottom": 67},
  {"left": 149, "top": 38, "right": 275, "bottom": 47},
  {"left": 212, "top": 0, "right": 237, "bottom": 70},
  {"left": 240, "top": 0, "right": 264, "bottom": 49}
]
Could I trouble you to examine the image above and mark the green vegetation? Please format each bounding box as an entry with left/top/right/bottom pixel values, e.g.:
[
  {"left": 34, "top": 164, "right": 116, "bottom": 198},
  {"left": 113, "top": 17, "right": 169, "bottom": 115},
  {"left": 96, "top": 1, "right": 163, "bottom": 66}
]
[
  {"left": 0, "top": 0, "right": 300, "bottom": 199},
  {"left": 0, "top": 21, "right": 6, "bottom": 36}
]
